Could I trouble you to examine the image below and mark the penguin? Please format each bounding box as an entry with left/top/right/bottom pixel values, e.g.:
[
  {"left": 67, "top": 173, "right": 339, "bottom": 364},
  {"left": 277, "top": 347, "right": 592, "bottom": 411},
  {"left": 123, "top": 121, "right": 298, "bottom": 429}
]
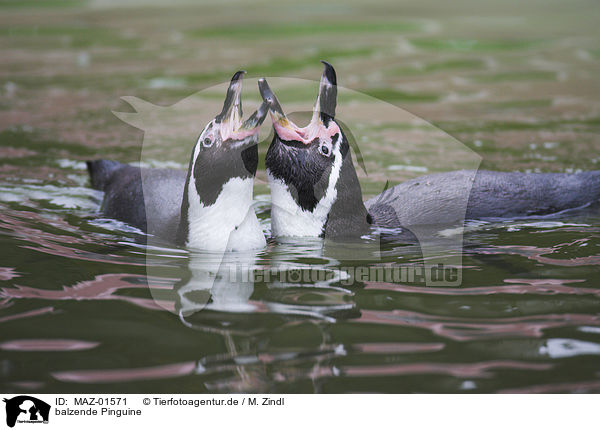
[
  {"left": 259, "top": 62, "right": 600, "bottom": 239},
  {"left": 87, "top": 71, "right": 269, "bottom": 251}
]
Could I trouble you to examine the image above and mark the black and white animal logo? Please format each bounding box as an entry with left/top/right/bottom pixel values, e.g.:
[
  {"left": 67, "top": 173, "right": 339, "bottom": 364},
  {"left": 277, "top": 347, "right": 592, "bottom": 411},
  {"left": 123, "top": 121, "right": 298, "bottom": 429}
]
[{"left": 3, "top": 396, "right": 50, "bottom": 428}]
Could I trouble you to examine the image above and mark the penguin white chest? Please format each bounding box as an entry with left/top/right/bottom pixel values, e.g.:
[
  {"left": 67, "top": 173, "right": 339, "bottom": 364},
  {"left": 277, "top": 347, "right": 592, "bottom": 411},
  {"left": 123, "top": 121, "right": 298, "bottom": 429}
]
[{"left": 186, "top": 177, "right": 266, "bottom": 251}]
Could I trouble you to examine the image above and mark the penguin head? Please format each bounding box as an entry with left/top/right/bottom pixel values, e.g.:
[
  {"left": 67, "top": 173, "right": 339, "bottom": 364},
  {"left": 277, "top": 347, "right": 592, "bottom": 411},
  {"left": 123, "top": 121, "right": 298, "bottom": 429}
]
[
  {"left": 190, "top": 71, "right": 269, "bottom": 206},
  {"left": 177, "top": 71, "right": 269, "bottom": 247},
  {"left": 260, "top": 62, "right": 361, "bottom": 237},
  {"left": 260, "top": 62, "right": 348, "bottom": 213}
]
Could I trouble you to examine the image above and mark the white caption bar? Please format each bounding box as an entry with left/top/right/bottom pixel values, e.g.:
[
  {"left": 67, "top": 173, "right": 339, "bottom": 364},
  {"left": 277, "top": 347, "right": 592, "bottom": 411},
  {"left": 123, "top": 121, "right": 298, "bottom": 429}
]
[{"left": 0, "top": 394, "right": 597, "bottom": 430}]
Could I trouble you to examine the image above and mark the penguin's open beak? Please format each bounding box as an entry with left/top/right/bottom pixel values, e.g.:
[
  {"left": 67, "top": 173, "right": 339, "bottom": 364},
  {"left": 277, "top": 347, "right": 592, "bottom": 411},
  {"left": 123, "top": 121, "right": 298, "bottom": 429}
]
[
  {"left": 241, "top": 99, "right": 269, "bottom": 131},
  {"left": 258, "top": 78, "right": 289, "bottom": 128},
  {"left": 216, "top": 70, "right": 244, "bottom": 126},
  {"left": 217, "top": 71, "right": 269, "bottom": 144},
  {"left": 258, "top": 77, "right": 306, "bottom": 143},
  {"left": 258, "top": 61, "right": 338, "bottom": 145}
]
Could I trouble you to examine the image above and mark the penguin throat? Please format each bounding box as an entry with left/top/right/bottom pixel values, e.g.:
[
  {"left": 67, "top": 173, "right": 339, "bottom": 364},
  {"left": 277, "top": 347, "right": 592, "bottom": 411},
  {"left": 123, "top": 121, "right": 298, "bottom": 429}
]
[
  {"left": 267, "top": 151, "right": 343, "bottom": 237},
  {"left": 267, "top": 142, "right": 372, "bottom": 239},
  {"left": 193, "top": 145, "right": 258, "bottom": 206}
]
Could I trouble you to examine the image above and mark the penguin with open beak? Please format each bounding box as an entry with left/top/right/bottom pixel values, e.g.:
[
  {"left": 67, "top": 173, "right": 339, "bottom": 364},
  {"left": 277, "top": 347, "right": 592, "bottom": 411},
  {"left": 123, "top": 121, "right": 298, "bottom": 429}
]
[
  {"left": 260, "top": 61, "right": 371, "bottom": 239},
  {"left": 260, "top": 62, "right": 600, "bottom": 240},
  {"left": 87, "top": 71, "right": 269, "bottom": 251}
]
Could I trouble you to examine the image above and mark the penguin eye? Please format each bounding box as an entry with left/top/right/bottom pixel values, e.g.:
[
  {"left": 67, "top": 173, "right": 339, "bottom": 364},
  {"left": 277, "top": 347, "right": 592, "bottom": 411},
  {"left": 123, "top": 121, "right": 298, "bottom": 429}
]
[
  {"left": 202, "top": 137, "right": 213, "bottom": 147},
  {"left": 319, "top": 142, "right": 332, "bottom": 157}
]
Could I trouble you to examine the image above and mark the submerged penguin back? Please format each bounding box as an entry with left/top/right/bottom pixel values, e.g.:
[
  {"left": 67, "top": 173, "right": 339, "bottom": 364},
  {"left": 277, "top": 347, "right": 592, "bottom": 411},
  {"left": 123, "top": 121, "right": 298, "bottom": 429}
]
[
  {"left": 366, "top": 169, "right": 600, "bottom": 228},
  {"left": 87, "top": 159, "right": 186, "bottom": 239}
]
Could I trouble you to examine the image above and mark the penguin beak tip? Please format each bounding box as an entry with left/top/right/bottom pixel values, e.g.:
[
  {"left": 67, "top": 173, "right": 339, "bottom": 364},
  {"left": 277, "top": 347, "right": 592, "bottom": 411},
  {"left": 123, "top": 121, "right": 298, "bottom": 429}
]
[
  {"left": 232, "top": 70, "right": 246, "bottom": 82},
  {"left": 320, "top": 60, "right": 337, "bottom": 86}
]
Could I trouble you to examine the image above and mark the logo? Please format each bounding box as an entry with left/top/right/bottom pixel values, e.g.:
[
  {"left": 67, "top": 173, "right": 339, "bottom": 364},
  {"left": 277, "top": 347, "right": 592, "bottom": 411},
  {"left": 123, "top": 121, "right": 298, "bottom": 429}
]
[{"left": 3, "top": 396, "right": 50, "bottom": 428}]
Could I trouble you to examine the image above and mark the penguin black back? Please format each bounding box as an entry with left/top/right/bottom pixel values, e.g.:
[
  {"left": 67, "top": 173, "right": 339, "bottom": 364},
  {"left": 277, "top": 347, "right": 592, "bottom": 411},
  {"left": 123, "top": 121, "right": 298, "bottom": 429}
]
[
  {"left": 87, "top": 160, "right": 186, "bottom": 238},
  {"left": 86, "top": 159, "right": 121, "bottom": 191}
]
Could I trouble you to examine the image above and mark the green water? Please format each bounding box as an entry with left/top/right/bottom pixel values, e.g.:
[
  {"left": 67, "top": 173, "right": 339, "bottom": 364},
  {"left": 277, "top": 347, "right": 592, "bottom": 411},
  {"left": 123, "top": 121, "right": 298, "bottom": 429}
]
[{"left": 1, "top": 0, "right": 600, "bottom": 393}]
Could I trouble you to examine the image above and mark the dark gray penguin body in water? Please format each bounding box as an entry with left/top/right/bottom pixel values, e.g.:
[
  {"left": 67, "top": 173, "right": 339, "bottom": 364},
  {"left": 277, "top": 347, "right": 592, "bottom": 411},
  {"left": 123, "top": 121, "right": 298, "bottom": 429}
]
[
  {"left": 87, "top": 72, "right": 269, "bottom": 250},
  {"left": 259, "top": 62, "right": 600, "bottom": 239}
]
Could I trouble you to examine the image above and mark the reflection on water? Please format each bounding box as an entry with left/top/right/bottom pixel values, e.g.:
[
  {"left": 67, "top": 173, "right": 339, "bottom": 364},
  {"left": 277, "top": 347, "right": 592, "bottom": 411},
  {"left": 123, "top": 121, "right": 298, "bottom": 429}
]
[{"left": 0, "top": 172, "right": 599, "bottom": 393}]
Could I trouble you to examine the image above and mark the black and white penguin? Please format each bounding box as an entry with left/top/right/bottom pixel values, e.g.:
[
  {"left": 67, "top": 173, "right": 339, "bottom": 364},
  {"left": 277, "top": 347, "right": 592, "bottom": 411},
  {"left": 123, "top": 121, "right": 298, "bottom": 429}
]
[
  {"left": 87, "top": 71, "right": 269, "bottom": 251},
  {"left": 259, "top": 62, "right": 600, "bottom": 239}
]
